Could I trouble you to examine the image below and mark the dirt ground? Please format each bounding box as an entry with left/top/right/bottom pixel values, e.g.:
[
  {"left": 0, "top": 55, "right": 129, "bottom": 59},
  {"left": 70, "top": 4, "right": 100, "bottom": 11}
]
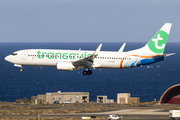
[{"left": 0, "top": 101, "right": 179, "bottom": 120}]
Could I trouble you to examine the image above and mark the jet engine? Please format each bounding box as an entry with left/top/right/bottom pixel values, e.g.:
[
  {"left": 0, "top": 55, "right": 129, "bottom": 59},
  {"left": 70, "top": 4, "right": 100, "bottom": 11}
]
[{"left": 56, "top": 62, "right": 75, "bottom": 71}]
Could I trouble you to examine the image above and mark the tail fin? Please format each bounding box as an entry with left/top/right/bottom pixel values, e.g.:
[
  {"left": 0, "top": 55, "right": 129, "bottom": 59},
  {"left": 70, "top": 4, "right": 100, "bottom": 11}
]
[{"left": 129, "top": 23, "right": 172, "bottom": 54}]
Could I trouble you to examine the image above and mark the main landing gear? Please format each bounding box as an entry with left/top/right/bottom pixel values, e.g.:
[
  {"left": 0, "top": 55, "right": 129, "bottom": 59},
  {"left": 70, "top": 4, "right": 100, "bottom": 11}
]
[{"left": 83, "top": 69, "right": 92, "bottom": 75}]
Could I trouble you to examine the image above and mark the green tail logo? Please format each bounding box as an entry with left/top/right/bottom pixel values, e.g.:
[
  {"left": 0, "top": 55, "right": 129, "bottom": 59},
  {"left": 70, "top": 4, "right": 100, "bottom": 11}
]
[{"left": 148, "top": 30, "right": 168, "bottom": 54}]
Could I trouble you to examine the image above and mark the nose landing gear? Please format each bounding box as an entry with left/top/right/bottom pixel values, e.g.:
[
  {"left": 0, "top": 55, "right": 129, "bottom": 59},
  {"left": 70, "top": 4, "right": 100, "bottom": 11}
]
[
  {"left": 83, "top": 69, "right": 92, "bottom": 75},
  {"left": 14, "top": 64, "right": 23, "bottom": 72},
  {"left": 20, "top": 68, "right": 23, "bottom": 72}
]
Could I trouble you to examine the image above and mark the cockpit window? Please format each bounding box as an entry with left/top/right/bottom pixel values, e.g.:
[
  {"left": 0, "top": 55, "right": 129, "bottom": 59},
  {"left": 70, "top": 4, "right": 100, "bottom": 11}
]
[{"left": 12, "top": 53, "right": 17, "bottom": 56}]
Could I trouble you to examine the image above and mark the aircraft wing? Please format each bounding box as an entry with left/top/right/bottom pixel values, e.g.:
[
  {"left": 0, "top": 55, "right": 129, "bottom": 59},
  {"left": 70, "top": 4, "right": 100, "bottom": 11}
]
[{"left": 72, "top": 44, "right": 102, "bottom": 69}]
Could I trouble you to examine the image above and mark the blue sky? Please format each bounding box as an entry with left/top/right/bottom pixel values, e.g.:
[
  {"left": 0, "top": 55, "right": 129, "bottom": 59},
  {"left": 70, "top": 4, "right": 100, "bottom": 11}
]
[{"left": 0, "top": 0, "right": 180, "bottom": 42}]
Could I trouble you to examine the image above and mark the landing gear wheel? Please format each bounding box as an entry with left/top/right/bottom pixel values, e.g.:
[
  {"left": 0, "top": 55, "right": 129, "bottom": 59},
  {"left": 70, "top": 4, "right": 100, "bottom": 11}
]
[
  {"left": 87, "top": 70, "right": 92, "bottom": 75},
  {"left": 83, "top": 68, "right": 93, "bottom": 75},
  {"left": 83, "top": 71, "right": 88, "bottom": 75},
  {"left": 20, "top": 69, "right": 23, "bottom": 72}
]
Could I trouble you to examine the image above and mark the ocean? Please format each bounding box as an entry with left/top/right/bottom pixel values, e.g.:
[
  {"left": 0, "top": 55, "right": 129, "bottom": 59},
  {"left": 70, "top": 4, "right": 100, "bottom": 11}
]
[{"left": 0, "top": 42, "right": 179, "bottom": 102}]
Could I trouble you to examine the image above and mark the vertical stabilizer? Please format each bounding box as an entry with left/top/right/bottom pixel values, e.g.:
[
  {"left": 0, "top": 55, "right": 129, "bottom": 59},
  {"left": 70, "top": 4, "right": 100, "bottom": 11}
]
[{"left": 129, "top": 23, "right": 172, "bottom": 54}]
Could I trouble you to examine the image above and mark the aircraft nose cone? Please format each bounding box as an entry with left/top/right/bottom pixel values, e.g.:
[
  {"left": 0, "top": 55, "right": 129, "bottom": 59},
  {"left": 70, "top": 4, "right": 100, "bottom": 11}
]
[{"left": 4, "top": 55, "right": 11, "bottom": 62}]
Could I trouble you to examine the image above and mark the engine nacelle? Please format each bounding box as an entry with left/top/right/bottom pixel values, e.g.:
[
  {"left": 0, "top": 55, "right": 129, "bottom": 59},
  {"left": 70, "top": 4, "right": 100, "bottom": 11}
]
[{"left": 56, "top": 62, "right": 75, "bottom": 71}]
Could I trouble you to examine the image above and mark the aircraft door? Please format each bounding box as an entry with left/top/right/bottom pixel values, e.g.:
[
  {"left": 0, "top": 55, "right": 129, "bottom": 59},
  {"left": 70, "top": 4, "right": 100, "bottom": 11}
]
[{"left": 22, "top": 52, "right": 27, "bottom": 60}]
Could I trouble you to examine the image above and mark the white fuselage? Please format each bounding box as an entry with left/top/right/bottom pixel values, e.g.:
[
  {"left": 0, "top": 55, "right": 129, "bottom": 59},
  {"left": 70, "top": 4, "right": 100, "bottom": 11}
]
[
  {"left": 4, "top": 23, "right": 172, "bottom": 75},
  {"left": 5, "top": 49, "right": 164, "bottom": 70}
]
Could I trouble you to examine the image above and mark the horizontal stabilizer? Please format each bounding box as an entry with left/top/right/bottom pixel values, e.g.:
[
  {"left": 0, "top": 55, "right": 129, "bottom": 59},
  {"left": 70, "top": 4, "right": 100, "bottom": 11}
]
[{"left": 166, "top": 53, "right": 175, "bottom": 57}]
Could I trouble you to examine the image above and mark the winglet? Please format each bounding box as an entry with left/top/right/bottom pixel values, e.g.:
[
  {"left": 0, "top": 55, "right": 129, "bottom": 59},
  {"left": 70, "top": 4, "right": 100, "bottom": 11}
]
[
  {"left": 93, "top": 44, "right": 102, "bottom": 55},
  {"left": 118, "top": 43, "right": 126, "bottom": 52}
]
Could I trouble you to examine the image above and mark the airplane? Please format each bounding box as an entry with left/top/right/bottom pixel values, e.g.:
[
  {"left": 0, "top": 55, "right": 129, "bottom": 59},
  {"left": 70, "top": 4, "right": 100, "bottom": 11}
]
[{"left": 5, "top": 23, "right": 174, "bottom": 75}]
